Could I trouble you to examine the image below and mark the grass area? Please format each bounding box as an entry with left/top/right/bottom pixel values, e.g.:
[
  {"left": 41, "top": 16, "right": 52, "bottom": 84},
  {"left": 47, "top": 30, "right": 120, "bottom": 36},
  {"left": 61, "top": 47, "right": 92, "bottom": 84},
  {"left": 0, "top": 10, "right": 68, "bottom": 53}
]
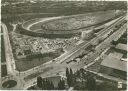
[
  {"left": 15, "top": 49, "right": 64, "bottom": 71},
  {"left": 24, "top": 67, "right": 53, "bottom": 81},
  {"left": 95, "top": 75, "right": 126, "bottom": 90},
  {"left": 20, "top": 13, "right": 59, "bottom": 21},
  {"left": 74, "top": 80, "right": 119, "bottom": 90},
  {"left": 87, "top": 58, "right": 103, "bottom": 72},
  {"left": 24, "top": 72, "right": 42, "bottom": 81},
  {"left": 29, "top": 11, "right": 116, "bottom": 32},
  {"left": 15, "top": 56, "right": 54, "bottom": 71},
  {"left": 74, "top": 69, "right": 126, "bottom": 90},
  {"left": 109, "top": 70, "right": 127, "bottom": 80},
  {"left": 117, "top": 31, "right": 127, "bottom": 44},
  {"left": 30, "top": 21, "right": 43, "bottom": 30},
  {"left": 1, "top": 26, "right": 3, "bottom": 33},
  {"left": 43, "top": 11, "right": 115, "bottom": 31},
  {"left": 1, "top": 65, "right": 7, "bottom": 77},
  {"left": 1, "top": 33, "right": 6, "bottom": 63},
  {"left": 2, "top": 80, "right": 17, "bottom": 88}
]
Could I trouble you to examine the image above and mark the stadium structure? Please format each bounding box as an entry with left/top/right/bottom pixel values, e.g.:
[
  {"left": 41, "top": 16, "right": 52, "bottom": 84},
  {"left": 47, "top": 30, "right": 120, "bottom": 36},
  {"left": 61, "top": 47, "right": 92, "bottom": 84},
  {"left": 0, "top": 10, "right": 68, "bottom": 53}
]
[{"left": 21, "top": 10, "right": 123, "bottom": 38}]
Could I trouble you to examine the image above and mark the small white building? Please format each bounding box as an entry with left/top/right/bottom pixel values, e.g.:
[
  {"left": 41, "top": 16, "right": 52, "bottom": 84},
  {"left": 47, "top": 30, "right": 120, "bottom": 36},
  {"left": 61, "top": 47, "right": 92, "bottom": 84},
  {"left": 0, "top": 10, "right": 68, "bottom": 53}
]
[{"left": 81, "top": 29, "right": 94, "bottom": 40}]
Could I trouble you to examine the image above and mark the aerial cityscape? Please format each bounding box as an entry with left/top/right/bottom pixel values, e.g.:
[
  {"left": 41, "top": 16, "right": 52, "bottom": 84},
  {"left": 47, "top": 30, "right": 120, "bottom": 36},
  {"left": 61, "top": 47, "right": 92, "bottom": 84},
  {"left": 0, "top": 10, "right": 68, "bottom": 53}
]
[{"left": 1, "top": 0, "right": 127, "bottom": 90}]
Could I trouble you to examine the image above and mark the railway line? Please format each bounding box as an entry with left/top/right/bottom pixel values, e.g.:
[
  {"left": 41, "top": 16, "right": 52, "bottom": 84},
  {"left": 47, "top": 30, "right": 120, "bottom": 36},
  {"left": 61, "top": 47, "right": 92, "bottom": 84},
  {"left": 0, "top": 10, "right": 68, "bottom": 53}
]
[{"left": 55, "top": 15, "right": 125, "bottom": 64}]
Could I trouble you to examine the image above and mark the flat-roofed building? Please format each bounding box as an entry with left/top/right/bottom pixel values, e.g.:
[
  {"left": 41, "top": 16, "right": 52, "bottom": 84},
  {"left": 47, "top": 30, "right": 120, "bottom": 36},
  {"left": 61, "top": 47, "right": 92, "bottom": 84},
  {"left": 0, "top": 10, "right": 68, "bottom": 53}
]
[{"left": 100, "top": 52, "right": 127, "bottom": 80}]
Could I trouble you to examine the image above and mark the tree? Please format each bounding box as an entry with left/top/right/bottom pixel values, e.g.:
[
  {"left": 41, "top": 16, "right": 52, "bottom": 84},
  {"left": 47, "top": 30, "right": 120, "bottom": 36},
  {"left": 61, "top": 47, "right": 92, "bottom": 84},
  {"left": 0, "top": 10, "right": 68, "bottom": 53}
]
[
  {"left": 87, "top": 76, "right": 96, "bottom": 90},
  {"left": 75, "top": 69, "right": 80, "bottom": 77},
  {"left": 61, "top": 79, "right": 65, "bottom": 89},
  {"left": 66, "top": 67, "right": 69, "bottom": 78},
  {"left": 66, "top": 68, "right": 71, "bottom": 87},
  {"left": 46, "top": 78, "right": 52, "bottom": 90},
  {"left": 70, "top": 68, "right": 73, "bottom": 76},
  {"left": 66, "top": 68, "right": 75, "bottom": 87},
  {"left": 50, "top": 81, "right": 54, "bottom": 90},
  {"left": 58, "top": 80, "right": 62, "bottom": 90},
  {"left": 111, "top": 40, "right": 118, "bottom": 46},
  {"left": 37, "top": 76, "right": 43, "bottom": 88},
  {"left": 70, "top": 68, "right": 74, "bottom": 86},
  {"left": 67, "top": 74, "right": 71, "bottom": 87},
  {"left": 42, "top": 79, "right": 46, "bottom": 90},
  {"left": 80, "top": 68, "right": 85, "bottom": 76},
  {"left": 67, "top": 68, "right": 74, "bottom": 87},
  {"left": 45, "top": 79, "right": 49, "bottom": 89},
  {"left": 40, "top": 78, "right": 55, "bottom": 90},
  {"left": 58, "top": 79, "right": 65, "bottom": 90},
  {"left": 79, "top": 68, "right": 86, "bottom": 84}
]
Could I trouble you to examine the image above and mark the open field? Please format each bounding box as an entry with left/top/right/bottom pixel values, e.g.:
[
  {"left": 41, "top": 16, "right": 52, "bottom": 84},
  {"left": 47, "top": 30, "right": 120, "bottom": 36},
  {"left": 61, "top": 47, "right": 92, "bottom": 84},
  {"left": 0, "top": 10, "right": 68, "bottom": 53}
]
[
  {"left": 1, "top": 32, "right": 6, "bottom": 63},
  {"left": 1, "top": 65, "right": 7, "bottom": 77},
  {"left": 42, "top": 11, "right": 116, "bottom": 31},
  {"left": 29, "top": 11, "right": 116, "bottom": 32},
  {"left": 23, "top": 11, "right": 116, "bottom": 32},
  {"left": 16, "top": 56, "right": 55, "bottom": 71}
]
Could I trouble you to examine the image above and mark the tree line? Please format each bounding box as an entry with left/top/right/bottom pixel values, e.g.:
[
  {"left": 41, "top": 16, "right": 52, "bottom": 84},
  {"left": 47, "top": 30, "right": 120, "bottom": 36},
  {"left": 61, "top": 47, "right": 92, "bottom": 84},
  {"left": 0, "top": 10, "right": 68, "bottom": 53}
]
[
  {"left": 66, "top": 68, "right": 96, "bottom": 90},
  {"left": 35, "top": 67, "right": 119, "bottom": 90},
  {"left": 37, "top": 76, "right": 66, "bottom": 90}
]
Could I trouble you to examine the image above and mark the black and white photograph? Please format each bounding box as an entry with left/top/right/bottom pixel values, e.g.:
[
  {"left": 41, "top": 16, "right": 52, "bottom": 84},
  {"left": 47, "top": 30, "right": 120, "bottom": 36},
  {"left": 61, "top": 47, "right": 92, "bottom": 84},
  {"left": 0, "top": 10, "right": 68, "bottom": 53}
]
[{"left": 1, "top": 0, "right": 127, "bottom": 90}]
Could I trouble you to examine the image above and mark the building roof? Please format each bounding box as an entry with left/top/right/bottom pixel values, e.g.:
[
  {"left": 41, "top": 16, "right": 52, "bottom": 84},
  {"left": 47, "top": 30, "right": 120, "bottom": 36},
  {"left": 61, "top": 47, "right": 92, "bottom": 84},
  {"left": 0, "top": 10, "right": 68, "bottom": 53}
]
[
  {"left": 116, "top": 43, "right": 127, "bottom": 51},
  {"left": 101, "top": 52, "right": 127, "bottom": 72}
]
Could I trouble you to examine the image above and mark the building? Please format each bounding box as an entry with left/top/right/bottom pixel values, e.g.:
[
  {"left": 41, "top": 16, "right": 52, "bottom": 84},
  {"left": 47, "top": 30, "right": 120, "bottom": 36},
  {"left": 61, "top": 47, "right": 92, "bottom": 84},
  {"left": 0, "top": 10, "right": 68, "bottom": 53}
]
[
  {"left": 100, "top": 52, "right": 127, "bottom": 80},
  {"left": 81, "top": 29, "right": 94, "bottom": 40}
]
